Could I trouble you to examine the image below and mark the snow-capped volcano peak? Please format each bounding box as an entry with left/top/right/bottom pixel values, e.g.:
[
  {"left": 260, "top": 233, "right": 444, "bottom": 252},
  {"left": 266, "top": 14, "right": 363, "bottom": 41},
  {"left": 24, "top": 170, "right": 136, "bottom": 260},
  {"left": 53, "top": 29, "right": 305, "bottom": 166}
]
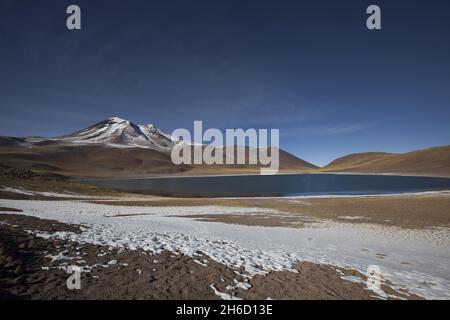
[
  {"left": 106, "top": 117, "right": 129, "bottom": 124},
  {"left": 57, "top": 117, "right": 175, "bottom": 152}
]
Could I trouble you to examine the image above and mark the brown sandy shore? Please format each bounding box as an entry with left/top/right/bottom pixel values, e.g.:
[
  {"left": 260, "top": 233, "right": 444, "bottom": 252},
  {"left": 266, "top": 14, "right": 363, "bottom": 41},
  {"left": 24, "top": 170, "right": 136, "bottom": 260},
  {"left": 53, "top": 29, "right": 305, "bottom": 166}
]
[
  {"left": 87, "top": 193, "right": 450, "bottom": 229},
  {"left": 0, "top": 213, "right": 421, "bottom": 300}
]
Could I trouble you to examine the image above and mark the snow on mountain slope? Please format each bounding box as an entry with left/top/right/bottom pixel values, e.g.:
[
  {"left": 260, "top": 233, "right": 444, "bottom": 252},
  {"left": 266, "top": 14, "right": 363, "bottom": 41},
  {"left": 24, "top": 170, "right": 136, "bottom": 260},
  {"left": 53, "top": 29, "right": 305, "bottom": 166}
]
[{"left": 57, "top": 117, "right": 176, "bottom": 152}]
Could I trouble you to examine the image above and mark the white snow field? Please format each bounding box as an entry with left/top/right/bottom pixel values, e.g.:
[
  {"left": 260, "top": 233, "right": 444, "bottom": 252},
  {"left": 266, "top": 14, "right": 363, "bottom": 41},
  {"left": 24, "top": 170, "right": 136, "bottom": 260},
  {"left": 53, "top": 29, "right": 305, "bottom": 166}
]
[{"left": 0, "top": 199, "right": 449, "bottom": 299}]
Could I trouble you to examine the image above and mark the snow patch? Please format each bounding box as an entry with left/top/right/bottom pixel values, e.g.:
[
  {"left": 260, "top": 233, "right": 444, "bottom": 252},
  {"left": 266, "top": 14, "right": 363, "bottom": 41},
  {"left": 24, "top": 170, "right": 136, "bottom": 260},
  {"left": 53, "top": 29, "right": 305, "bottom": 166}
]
[{"left": 210, "top": 284, "right": 242, "bottom": 300}]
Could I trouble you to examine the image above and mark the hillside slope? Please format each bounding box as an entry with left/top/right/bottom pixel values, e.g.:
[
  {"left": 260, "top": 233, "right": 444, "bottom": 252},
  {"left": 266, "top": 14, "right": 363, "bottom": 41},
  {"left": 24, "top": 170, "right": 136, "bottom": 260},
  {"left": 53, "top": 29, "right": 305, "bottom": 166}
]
[{"left": 322, "top": 145, "right": 450, "bottom": 177}]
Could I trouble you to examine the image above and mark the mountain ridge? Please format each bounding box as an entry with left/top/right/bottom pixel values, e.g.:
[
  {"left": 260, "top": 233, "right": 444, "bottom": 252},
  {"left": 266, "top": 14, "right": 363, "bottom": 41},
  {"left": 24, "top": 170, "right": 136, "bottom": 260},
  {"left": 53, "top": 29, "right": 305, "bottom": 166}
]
[
  {"left": 0, "top": 116, "right": 317, "bottom": 178},
  {"left": 53, "top": 117, "right": 175, "bottom": 152},
  {"left": 1, "top": 117, "right": 449, "bottom": 178}
]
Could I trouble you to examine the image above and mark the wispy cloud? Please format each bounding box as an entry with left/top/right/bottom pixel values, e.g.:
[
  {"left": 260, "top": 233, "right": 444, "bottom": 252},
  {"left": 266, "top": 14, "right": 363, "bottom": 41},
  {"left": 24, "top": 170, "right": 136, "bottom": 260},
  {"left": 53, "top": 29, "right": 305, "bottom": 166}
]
[{"left": 282, "top": 122, "right": 375, "bottom": 138}]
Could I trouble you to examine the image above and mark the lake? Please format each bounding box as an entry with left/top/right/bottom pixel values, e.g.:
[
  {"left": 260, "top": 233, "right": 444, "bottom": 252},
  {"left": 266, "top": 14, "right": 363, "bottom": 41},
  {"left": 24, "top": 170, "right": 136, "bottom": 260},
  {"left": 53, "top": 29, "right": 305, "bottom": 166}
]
[{"left": 82, "top": 173, "right": 450, "bottom": 197}]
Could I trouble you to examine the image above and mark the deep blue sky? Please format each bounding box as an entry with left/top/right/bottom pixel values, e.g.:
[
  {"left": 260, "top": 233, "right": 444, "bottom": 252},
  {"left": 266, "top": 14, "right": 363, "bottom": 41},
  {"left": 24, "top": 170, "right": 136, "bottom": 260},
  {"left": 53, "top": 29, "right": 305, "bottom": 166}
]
[{"left": 0, "top": 0, "right": 449, "bottom": 166}]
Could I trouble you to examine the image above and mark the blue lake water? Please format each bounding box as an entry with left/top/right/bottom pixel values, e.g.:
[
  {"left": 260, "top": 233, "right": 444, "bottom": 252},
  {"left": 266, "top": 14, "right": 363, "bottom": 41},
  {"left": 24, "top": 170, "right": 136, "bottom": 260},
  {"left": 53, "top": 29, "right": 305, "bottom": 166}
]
[{"left": 83, "top": 173, "right": 450, "bottom": 197}]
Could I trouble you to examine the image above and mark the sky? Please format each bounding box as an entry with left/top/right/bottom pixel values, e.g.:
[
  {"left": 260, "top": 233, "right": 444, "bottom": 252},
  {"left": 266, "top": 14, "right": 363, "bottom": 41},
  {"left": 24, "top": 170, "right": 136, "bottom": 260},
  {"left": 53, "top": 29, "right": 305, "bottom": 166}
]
[{"left": 0, "top": 0, "right": 449, "bottom": 166}]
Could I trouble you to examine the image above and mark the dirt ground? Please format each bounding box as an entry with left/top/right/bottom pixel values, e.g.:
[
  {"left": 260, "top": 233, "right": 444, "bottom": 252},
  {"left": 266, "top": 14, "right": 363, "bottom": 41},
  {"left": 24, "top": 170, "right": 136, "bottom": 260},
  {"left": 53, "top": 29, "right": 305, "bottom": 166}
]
[
  {"left": 87, "top": 193, "right": 450, "bottom": 229},
  {"left": 0, "top": 213, "right": 421, "bottom": 300}
]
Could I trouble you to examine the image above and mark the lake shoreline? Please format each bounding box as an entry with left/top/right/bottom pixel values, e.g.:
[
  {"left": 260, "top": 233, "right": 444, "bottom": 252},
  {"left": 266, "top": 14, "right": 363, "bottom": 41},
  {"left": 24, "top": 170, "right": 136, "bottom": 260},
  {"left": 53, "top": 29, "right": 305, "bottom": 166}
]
[
  {"left": 76, "top": 171, "right": 450, "bottom": 181},
  {"left": 79, "top": 173, "right": 450, "bottom": 198}
]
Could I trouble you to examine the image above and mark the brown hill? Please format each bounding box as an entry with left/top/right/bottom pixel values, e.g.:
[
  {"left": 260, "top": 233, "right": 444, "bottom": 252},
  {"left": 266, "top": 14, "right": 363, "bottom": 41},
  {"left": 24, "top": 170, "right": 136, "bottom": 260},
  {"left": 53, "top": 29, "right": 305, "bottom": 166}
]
[
  {"left": 0, "top": 144, "right": 316, "bottom": 179},
  {"left": 322, "top": 145, "right": 450, "bottom": 177},
  {"left": 1, "top": 131, "right": 448, "bottom": 178}
]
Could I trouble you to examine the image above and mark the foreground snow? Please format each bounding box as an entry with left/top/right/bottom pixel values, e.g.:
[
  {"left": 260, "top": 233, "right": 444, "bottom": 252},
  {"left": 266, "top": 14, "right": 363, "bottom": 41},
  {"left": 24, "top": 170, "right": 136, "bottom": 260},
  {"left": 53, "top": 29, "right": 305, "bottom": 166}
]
[{"left": 0, "top": 199, "right": 449, "bottom": 299}]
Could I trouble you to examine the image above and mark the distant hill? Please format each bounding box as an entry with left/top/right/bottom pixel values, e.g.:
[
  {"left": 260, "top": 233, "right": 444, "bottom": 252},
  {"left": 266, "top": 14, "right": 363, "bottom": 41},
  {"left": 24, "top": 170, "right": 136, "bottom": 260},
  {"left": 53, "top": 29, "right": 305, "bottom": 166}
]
[
  {"left": 1, "top": 117, "right": 448, "bottom": 178},
  {"left": 0, "top": 117, "right": 316, "bottom": 178},
  {"left": 322, "top": 145, "right": 450, "bottom": 177}
]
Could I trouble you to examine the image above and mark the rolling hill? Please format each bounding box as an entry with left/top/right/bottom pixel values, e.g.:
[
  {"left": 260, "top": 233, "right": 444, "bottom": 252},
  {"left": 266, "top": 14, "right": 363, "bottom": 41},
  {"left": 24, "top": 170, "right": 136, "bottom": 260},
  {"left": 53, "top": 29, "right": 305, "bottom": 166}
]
[
  {"left": 322, "top": 145, "right": 450, "bottom": 177},
  {"left": 1, "top": 117, "right": 449, "bottom": 178}
]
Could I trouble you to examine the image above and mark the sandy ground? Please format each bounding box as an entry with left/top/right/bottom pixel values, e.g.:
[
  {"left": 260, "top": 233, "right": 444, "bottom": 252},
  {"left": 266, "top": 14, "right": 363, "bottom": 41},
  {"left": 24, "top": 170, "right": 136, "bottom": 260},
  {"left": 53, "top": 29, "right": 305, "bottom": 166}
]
[
  {"left": 85, "top": 193, "right": 450, "bottom": 229},
  {"left": 0, "top": 213, "right": 419, "bottom": 300}
]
